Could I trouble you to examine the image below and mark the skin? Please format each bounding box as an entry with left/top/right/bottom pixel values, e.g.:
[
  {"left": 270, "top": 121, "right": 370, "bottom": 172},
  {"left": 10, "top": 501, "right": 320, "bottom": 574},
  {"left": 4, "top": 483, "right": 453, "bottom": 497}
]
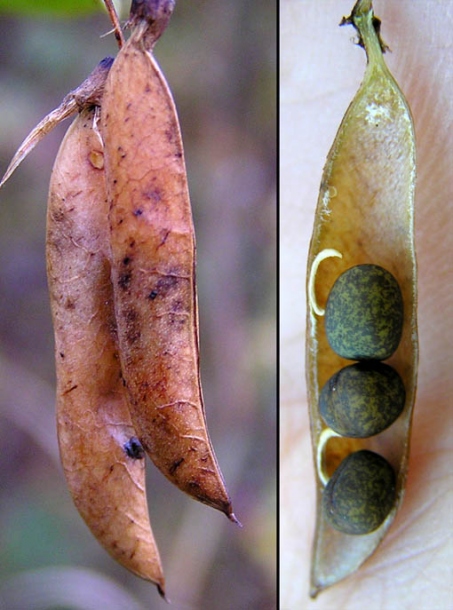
[
  {"left": 47, "top": 104, "right": 165, "bottom": 596},
  {"left": 281, "top": 1, "right": 453, "bottom": 607},
  {"left": 101, "top": 4, "right": 236, "bottom": 521}
]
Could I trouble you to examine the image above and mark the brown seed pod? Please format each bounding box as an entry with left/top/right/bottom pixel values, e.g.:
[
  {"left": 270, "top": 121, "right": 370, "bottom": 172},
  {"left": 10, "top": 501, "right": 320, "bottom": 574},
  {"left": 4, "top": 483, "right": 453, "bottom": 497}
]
[
  {"left": 47, "top": 94, "right": 165, "bottom": 594},
  {"left": 101, "top": 1, "right": 236, "bottom": 522},
  {"left": 305, "top": 0, "right": 417, "bottom": 596}
]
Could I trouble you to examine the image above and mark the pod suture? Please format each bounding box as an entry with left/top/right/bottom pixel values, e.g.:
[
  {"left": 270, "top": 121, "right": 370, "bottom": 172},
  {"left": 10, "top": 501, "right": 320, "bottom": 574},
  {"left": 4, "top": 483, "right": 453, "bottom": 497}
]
[
  {"left": 101, "top": 0, "right": 236, "bottom": 523},
  {"left": 306, "top": 0, "right": 417, "bottom": 597}
]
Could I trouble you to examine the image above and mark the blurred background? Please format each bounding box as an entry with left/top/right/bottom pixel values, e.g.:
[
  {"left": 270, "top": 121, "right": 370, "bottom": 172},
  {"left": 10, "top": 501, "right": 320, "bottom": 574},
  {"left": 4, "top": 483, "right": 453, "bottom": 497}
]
[{"left": 0, "top": 1, "right": 276, "bottom": 608}]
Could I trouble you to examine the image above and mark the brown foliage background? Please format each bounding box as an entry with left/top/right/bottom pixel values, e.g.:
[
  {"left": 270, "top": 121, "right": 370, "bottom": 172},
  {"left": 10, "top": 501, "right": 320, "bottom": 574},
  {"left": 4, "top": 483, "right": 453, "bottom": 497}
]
[{"left": 0, "top": 1, "right": 276, "bottom": 608}]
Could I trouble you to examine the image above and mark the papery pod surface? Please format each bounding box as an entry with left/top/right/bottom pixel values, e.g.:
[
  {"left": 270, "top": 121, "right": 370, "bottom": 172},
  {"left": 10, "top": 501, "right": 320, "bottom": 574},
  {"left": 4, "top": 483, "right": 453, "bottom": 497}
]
[{"left": 305, "top": 0, "right": 417, "bottom": 596}]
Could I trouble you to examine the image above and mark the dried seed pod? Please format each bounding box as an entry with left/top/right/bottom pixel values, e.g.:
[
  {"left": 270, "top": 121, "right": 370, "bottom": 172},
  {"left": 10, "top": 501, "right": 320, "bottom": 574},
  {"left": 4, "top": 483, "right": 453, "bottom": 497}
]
[
  {"left": 101, "top": 1, "right": 236, "bottom": 522},
  {"left": 319, "top": 361, "right": 406, "bottom": 438},
  {"left": 305, "top": 0, "right": 417, "bottom": 596},
  {"left": 47, "top": 93, "right": 165, "bottom": 594},
  {"left": 323, "top": 450, "right": 396, "bottom": 535},
  {"left": 324, "top": 264, "right": 403, "bottom": 360}
]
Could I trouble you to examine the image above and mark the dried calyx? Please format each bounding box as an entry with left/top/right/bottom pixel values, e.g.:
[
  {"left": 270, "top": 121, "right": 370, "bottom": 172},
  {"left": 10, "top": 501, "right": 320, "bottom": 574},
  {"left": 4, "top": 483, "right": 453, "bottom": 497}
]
[
  {"left": 0, "top": 57, "right": 113, "bottom": 189},
  {"left": 129, "top": 0, "right": 175, "bottom": 48}
]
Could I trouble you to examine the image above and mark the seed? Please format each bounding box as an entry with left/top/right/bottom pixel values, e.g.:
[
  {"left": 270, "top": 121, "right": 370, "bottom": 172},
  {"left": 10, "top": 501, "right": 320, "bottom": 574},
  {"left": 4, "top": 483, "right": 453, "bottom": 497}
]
[
  {"left": 319, "top": 361, "right": 406, "bottom": 437},
  {"left": 323, "top": 450, "right": 396, "bottom": 535},
  {"left": 325, "top": 264, "right": 403, "bottom": 360}
]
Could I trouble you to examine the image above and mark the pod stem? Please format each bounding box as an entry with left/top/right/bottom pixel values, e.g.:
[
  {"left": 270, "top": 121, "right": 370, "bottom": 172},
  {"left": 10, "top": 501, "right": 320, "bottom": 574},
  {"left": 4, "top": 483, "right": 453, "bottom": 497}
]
[
  {"left": 341, "top": 0, "right": 389, "bottom": 66},
  {"left": 129, "top": 0, "right": 176, "bottom": 50},
  {"left": 103, "top": 0, "right": 125, "bottom": 48}
]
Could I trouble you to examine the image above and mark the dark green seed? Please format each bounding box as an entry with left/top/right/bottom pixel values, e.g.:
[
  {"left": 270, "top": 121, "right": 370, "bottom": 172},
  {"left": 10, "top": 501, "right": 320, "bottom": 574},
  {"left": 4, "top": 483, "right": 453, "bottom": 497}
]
[
  {"left": 325, "top": 264, "right": 403, "bottom": 360},
  {"left": 323, "top": 450, "right": 396, "bottom": 535},
  {"left": 319, "top": 361, "right": 406, "bottom": 438}
]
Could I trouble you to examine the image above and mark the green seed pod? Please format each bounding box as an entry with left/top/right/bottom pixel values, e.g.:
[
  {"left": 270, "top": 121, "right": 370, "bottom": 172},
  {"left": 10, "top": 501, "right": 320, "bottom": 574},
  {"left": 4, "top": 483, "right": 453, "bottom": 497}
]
[
  {"left": 325, "top": 264, "right": 403, "bottom": 360},
  {"left": 323, "top": 450, "right": 396, "bottom": 535},
  {"left": 319, "top": 361, "right": 406, "bottom": 438}
]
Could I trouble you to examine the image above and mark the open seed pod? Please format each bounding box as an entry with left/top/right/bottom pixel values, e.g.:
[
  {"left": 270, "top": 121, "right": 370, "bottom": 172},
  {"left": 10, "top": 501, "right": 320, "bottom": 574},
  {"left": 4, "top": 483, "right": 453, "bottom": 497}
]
[{"left": 305, "top": 0, "right": 418, "bottom": 596}]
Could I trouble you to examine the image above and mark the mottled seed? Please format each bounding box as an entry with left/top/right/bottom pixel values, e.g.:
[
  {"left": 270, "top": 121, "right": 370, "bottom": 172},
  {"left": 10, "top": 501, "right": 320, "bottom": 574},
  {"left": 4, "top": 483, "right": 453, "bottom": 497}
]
[
  {"left": 319, "top": 361, "right": 406, "bottom": 437},
  {"left": 323, "top": 450, "right": 396, "bottom": 535},
  {"left": 325, "top": 264, "right": 403, "bottom": 360}
]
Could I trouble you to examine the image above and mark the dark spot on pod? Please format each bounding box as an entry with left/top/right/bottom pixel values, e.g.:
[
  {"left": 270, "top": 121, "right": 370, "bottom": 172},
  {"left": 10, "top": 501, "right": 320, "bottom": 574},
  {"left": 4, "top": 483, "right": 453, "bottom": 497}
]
[
  {"left": 159, "top": 229, "right": 170, "bottom": 246},
  {"left": 139, "top": 380, "right": 149, "bottom": 402},
  {"left": 147, "top": 275, "right": 179, "bottom": 302},
  {"left": 124, "top": 436, "right": 145, "bottom": 460},
  {"left": 99, "top": 56, "right": 114, "bottom": 71},
  {"left": 323, "top": 450, "right": 396, "bottom": 535},
  {"left": 143, "top": 188, "right": 161, "bottom": 203},
  {"left": 52, "top": 208, "right": 66, "bottom": 222},
  {"left": 319, "top": 361, "right": 406, "bottom": 437},
  {"left": 133, "top": 208, "right": 143, "bottom": 217},
  {"left": 118, "top": 272, "right": 131, "bottom": 290},
  {"left": 124, "top": 308, "right": 141, "bottom": 344},
  {"left": 171, "top": 299, "right": 185, "bottom": 312},
  {"left": 169, "top": 457, "right": 184, "bottom": 475},
  {"left": 157, "top": 275, "right": 178, "bottom": 291},
  {"left": 325, "top": 264, "right": 403, "bottom": 360},
  {"left": 63, "top": 384, "right": 78, "bottom": 395},
  {"left": 167, "top": 312, "right": 187, "bottom": 328}
]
